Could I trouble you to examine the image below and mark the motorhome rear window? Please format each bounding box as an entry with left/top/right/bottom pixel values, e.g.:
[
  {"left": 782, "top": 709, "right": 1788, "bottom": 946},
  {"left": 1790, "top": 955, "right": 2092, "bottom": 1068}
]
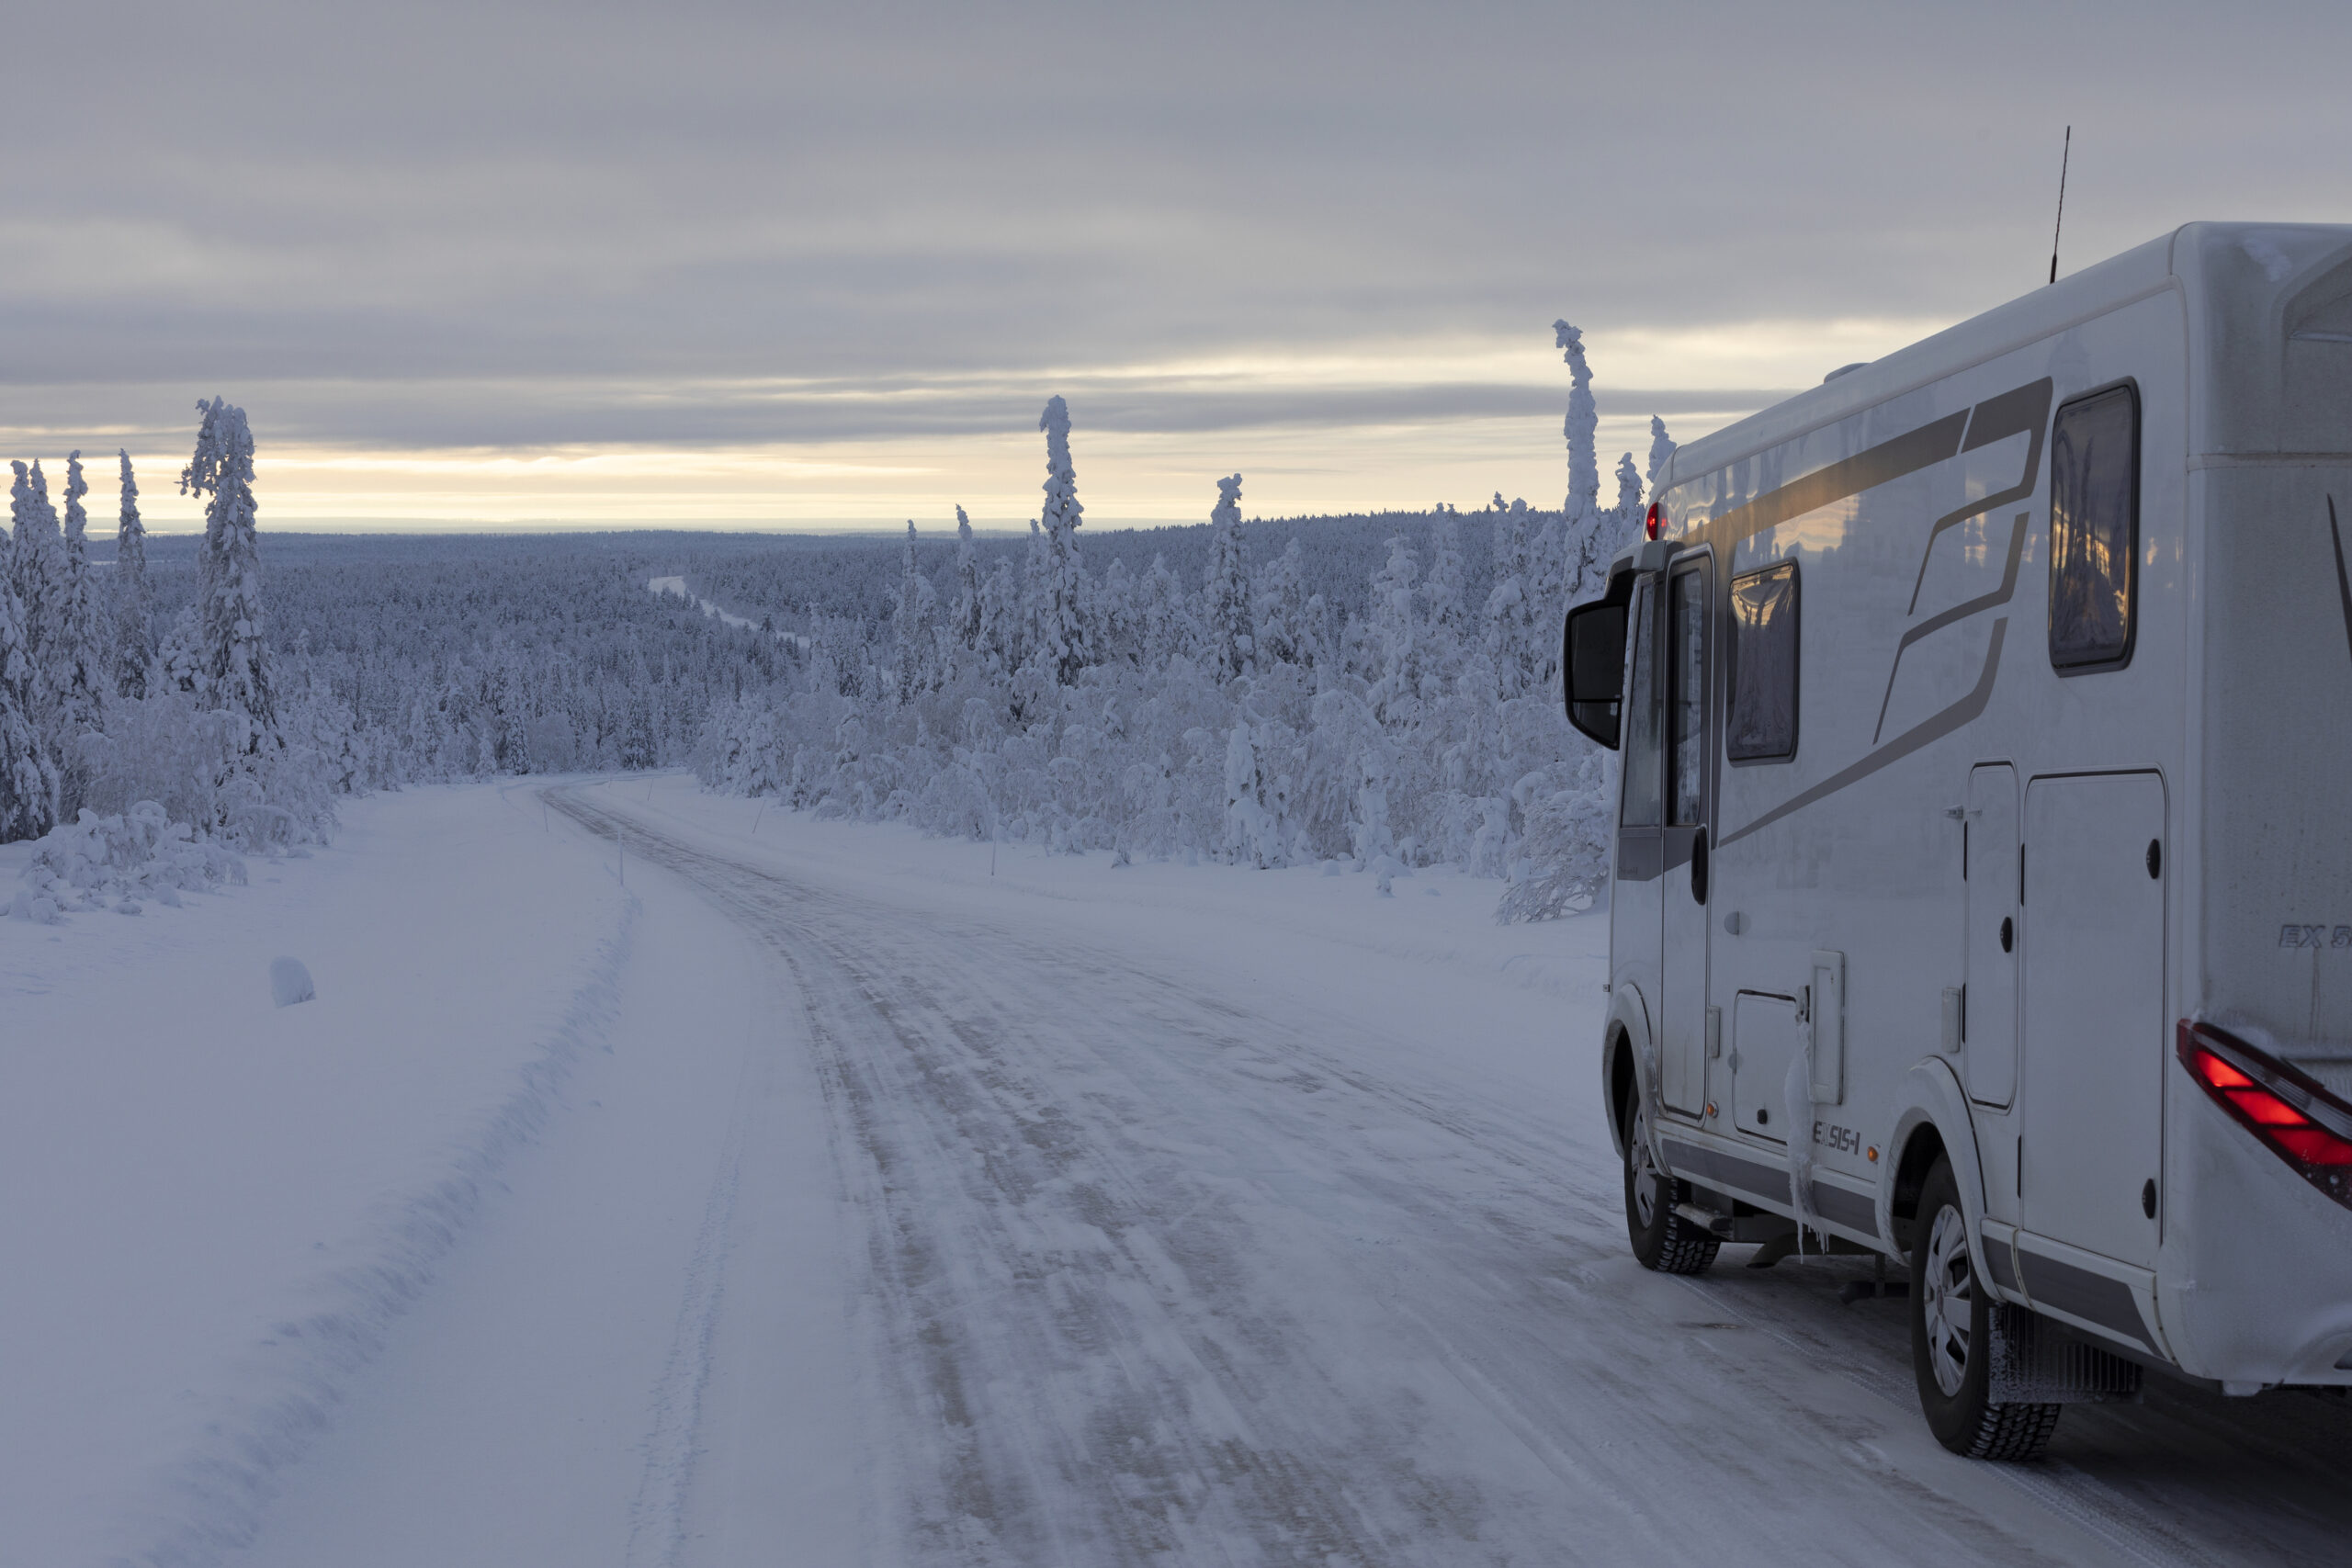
[
  {"left": 1727, "top": 561, "right": 1799, "bottom": 761},
  {"left": 2047, "top": 384, "right": 2139, "bottom": 671}
]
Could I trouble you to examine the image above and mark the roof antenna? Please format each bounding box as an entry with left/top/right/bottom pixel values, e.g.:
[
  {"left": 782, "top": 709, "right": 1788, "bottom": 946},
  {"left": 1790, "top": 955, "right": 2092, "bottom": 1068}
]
[{"left": 2048, "top": 126, "right": 2071, "bottom": 285}]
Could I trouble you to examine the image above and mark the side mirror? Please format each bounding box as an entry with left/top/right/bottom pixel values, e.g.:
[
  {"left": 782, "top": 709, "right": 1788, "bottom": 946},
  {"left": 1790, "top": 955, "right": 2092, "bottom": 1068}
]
[{"left": 1563, "top": 600, "right": 1627, "bottom": 749}]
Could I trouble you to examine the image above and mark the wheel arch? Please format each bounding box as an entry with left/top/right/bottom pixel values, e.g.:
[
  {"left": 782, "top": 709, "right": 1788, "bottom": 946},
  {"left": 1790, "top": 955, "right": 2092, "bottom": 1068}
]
[
  {"left": 1601, "top": 983, "right": 1654, "bottom": 1159},
  {"left": 1883, "top": 1058, "right": 1993, "bottom": 1279}
]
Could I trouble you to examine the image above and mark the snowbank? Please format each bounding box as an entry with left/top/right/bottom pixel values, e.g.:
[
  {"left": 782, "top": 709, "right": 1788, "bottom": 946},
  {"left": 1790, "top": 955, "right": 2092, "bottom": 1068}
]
[
  {"left": 11, "top": 802, "right": 246, "bottom": 923},
  {"left": 0, "top": 781, "right": 631, "bottom": 1568}
]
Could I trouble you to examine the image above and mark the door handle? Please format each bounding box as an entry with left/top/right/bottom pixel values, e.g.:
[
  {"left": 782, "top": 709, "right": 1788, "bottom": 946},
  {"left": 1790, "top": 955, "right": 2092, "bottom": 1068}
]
[{"left": 1691, "top": 828, "right": 1710, "bottom": 906}]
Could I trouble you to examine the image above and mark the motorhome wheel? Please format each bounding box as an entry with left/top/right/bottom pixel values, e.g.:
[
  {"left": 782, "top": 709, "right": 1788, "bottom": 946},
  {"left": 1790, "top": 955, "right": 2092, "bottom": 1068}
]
[
  {"left": 1908, "top": 1158, "right": 2061, "bottom": 1460},
  {"left": 1623, "top": 1100, "right": 1721, "bottom": 1274}
]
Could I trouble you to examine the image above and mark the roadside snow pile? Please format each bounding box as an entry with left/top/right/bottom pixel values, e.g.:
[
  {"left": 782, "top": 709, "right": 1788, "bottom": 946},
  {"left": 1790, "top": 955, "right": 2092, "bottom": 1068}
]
[{"left": 10, "top": 801, "right": 244, "bottom": 921}]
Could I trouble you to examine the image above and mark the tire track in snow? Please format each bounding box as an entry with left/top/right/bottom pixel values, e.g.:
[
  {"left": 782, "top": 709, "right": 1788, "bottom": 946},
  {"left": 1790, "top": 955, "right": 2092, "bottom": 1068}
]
[
  {"left": 556, "top": 789, "right": 2352, "bottom": 1568},
  {"left": 624, "top": 1057, "right": 749, "bottom": 1568},
  {"left": 557, "top": 793, "right": 1571, "bottom": 1564}
]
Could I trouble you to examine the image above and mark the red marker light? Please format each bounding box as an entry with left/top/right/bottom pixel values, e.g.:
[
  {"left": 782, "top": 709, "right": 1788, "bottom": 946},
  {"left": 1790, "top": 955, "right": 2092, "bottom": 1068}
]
[
  {"left": 1645, "top": 501, "right": 1662, "bottom": 541},
  {"left": 2194, "top": 1051, "right": 2254, "bottom": 1090},
  {"left": 2181, "top": 1022, "right": 2352, "bottom": 1194},
  {"left": 2278, "top": 1128, "right": 2352, "bottom": 1166}
]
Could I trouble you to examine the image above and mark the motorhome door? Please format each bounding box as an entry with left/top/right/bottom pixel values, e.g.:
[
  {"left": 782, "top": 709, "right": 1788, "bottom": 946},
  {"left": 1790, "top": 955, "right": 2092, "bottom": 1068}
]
[
  {"left": 1659, "top": 556, "right": 1713, "bottom": 1116},
  {"left": 2020, "top": 772, "right": 2166, "bottom": 1268},
  {"left": 1614, "top": 578, "right": 1666, "bottom": 1092}
]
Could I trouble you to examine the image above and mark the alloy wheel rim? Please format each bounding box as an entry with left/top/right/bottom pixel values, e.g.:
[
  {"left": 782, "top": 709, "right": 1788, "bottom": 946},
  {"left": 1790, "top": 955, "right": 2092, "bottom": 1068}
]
[
  {"left": 1630, "top": 1104, "right": 1661, "bottom": 1228},
  {"left": 1921, "top": 1205, "right": 1973, "bottom": 1397}
]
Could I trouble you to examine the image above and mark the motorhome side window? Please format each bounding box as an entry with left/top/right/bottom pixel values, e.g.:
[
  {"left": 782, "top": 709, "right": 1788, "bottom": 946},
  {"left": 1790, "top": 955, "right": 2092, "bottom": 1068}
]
[
  {"left": 2047, "top": 384, "right": 2139, "bottom": 671},
  {"left": 1726, "top": 562, "right": 1798, "bottom": 761},
  {"left": 1619, "top": 580, "right": 1663, "bottom": 827}
]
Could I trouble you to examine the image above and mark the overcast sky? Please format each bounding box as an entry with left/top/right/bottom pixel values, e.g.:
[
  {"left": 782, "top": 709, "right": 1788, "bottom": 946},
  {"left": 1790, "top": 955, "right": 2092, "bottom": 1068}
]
[{"left": 7, "top": 0, "right": 2350, "bottom": 530}]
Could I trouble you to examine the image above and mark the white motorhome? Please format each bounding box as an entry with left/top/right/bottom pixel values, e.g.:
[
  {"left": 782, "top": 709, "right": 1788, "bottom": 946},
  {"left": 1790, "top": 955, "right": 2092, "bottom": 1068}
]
[{"left": 1562, "top": 222, "right": 2352, "bottom": 1459}]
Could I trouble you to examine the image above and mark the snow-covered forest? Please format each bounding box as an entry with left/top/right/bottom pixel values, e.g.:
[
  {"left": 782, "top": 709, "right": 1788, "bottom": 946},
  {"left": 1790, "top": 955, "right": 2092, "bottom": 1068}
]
[
  {"left": 698, "top": 323, "right": 1672, "bottom": 918},
  {"left": 1, "top": 400, "right": 344, "bottom": 891},
  {"left": 5, "top": 325, "right": 1668, "bottom": 920}
]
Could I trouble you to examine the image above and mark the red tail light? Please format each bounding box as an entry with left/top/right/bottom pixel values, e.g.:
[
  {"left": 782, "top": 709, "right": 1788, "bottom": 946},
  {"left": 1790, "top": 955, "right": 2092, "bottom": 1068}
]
[
  {"left": 2180, "top": 1021, "right": 2352, "bottom": 1206},
  {"left": 1645, "top": 501, "right": 1662, "bottom": 541}
]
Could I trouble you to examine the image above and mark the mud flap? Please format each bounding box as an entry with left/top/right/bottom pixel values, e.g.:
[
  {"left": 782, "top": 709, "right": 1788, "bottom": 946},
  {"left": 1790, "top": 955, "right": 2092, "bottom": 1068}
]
[{"left": 1987, "top": 1303, "right": 2144, "bottom": 1404}]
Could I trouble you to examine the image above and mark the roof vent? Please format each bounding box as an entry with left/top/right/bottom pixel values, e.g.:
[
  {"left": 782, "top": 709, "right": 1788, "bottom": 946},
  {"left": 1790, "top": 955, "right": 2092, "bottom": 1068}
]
[{"left": 1823, "top": 362, "right": 1871, "bottom": 384}]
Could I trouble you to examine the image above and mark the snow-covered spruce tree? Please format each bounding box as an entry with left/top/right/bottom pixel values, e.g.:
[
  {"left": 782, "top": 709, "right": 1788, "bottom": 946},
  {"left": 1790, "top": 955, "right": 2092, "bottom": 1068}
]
[
  {"left": 1094, "top": 557, "right": 1138, "bottom": 667},
  {"left": 1201, "top": 473, "right": 1252, "bottom": 682},
  {"left": 10, "top": 459, "right": 66, "bottom": 689},
  {"left": 1222, "top": 718, "right": 1283, "bottom": 868},
  {"left": 113, "top": 449, "right": 151, "bottom": 699},
  {"left": 979, "top": 551, "right": 1023, "bottom": 681},
  {"left": 0, "top": 506, "right": 58, "bottom": 841},
  {"left": 179, "top": 397, "right": 274, "bottom": 746},
  {"left": 156, "top": 606, "right": 204, "bottom": 696},
  {"left": 1252, "top": 536, "right": 1314, "bottom": 673},
  {"left": 1550, "top": 320, "right": 1611, "bottom": 625},
  {"left": 1646, "top": 415, "right": 1678, "bottom": 499},
  {"left": 1613, "top": 453, "right": 1643, "bottom": 527},
  {"left": 56, "top": 452, "right": 107, "bottom": 746},
  {"left": 892, "top": 519, "right": 936, "bottom": 703},
  {"left": 949, "top": 504, "right": 982, "bottom": 673},
  {"left": 1365, "top": 534, "right": 1422, "bottom": 730},
  {"left": 1137, "top": 553, "right": 1194, "bottom": 669},
  {"left": 1483, "top": 496, "right": 1539, "bottom": 701},
  {"left": 1035, "top": 397, "right": 1091, "bottom": 686},
  {"left": 1423, "top": 504, "right": 1467, "bottom": 665}
]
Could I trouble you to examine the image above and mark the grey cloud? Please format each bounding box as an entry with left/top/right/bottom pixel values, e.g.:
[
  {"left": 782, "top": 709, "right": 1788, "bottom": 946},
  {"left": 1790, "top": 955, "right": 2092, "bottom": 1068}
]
[
  {"left": 6, "top": 0, "right": 2351, "bottom": 451},
  {"left": 0, "top": 377, "right": 1786, "bottom": 452}
]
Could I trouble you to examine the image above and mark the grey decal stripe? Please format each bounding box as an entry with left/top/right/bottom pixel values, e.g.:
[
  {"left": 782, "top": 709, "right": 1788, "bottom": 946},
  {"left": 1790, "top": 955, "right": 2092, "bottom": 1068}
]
[
  {"left": 1808, "top": 1179, "right": 1878, "bottom": 1233},
  {"left": 1663, "top": 1140, "right": 1771, "bottom": 1192},
  {"left": 1983, "top": 1237, "right": 2020, "bottom": 1293},
  {"left": 1665, "top": 1140, "right": 1790, "bottom": 1204},
  {"left": 1692, "top": 412, "right": 1970, "bottom": 558},
  {"left": 2018, "top": 1247, "right": 2157, "bottom": 1354},
  {"left": 1684, "top": 379, "right": 2052, "bottom": 570},
  {"left": 1872, "top": 511, "right": 2030, "bottom": 742},
  {"left": 2330, "top": 496, "right": 2352, "bottom": 666},
  {"left": 1720, "top": 618, "right": 2010, "bottom": 849},
  {"left": 1660, "top": 1140, "right": 1878, "bottom": 1234},
  {"left": 1903, "top": 378, "right": 2055, "bottom": 615}
]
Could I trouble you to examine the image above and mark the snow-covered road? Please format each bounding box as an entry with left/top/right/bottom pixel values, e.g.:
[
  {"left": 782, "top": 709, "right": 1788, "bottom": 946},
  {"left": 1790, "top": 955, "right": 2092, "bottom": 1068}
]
[
  {"left": 515, "top": 782, "right": 2345, "bottom": 1565},
  {"left": 22, "top": 777, "right": 2348, "bottom": 1566}
]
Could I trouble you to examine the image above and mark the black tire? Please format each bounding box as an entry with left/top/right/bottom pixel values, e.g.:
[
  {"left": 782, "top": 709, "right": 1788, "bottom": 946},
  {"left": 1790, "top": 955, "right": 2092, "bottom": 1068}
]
[
  {"left": 1910, "top": 1157, "right": 2062, "bottom": 1460},
  {"left": 1623, "top": 1097, "right": 1720, "bottom": 1274}
]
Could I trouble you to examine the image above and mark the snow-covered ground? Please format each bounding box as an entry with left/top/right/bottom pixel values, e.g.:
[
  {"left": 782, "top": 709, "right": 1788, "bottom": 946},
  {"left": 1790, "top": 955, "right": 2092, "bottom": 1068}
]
[
  {"left": 6, "top": 774, "right": 2348, "bottom": 1566},
  {"left": 1, "top": 784, "right": 639, "bottom": 1566}
]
